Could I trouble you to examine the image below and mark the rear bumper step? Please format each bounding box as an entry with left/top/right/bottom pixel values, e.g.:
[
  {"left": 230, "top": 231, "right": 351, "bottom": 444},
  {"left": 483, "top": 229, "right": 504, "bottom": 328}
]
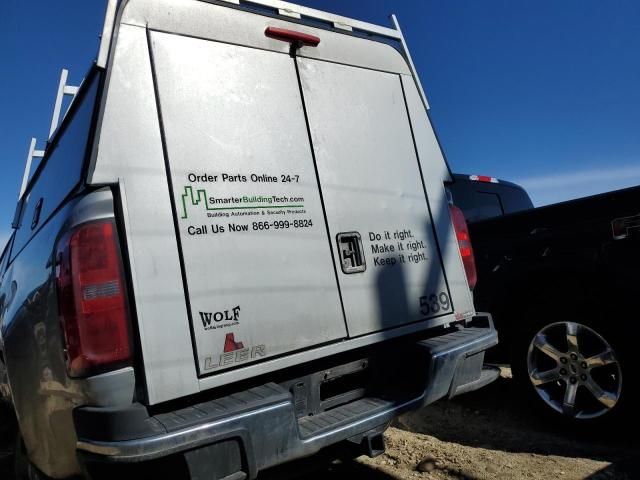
[{"left": 76, "top": 316, "right": 497, "bottom": 479}]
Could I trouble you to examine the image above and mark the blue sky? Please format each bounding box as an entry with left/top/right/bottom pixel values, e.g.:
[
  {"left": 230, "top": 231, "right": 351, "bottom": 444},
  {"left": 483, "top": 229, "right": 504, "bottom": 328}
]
[{"left": 1, "top": 0, "right": 639, "bottom": 249}]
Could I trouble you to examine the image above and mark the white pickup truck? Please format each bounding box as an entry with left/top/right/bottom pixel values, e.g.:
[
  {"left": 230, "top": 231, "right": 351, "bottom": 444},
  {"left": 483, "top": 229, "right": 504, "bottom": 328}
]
[{"left": 0, "top": 1, "right": 498, "bottom": 479}]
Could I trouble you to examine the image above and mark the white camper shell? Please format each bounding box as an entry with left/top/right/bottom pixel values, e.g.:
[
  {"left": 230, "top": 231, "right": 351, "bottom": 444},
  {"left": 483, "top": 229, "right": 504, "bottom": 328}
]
[
  {"left": 0, "top": 1, "right": 498, "bottom": 478},
  {"left": 90, "top": 0, "right": 480, "bottom": 405}
]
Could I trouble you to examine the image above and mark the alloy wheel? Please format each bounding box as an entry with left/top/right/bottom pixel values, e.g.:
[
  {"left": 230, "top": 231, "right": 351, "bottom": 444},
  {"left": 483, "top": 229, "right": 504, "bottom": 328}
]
[{"left": 526, "top": 321, "right": 622, "bottom": 419}]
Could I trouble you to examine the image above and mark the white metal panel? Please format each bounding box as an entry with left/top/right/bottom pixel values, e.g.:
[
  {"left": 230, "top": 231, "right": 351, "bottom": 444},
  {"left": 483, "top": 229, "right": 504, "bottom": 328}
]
[
  {"left": 119, "top": 0, "right": 411, "bottom": 75},
  {"left": 98, "top": 0, "right": 401, "bottom": 57},
  {"left": 122, "top": 0, "right": 401, "bottom": 39},
  {"left": 298, "top": 58, "right": 453, "bottom": 337},
  {"left": 90, "top": 25, "right": 200, "bottom": 404},
  {"left": 400, "top": 75, "right": 475, "bottom": 320},
  {"left": 149, "top": 32, "right": 347, "bottom": 375},
  {"left": 97, "top": 0, "right": 118, "bottom": 68}
]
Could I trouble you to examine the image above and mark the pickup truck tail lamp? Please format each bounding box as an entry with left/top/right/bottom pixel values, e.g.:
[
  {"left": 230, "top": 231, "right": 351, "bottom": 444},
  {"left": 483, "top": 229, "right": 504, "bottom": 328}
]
[
  {"left": 449, "top": 204, "right": 477, "bottom": 290},
  {"left": 56, "top": 220, "right": 132, "bottom": 377}
]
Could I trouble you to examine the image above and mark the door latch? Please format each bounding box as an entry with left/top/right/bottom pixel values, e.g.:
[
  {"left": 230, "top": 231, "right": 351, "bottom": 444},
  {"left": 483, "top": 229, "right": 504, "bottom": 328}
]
[{"left": 337, "top": 232, "right": 366, "bottom": 274}]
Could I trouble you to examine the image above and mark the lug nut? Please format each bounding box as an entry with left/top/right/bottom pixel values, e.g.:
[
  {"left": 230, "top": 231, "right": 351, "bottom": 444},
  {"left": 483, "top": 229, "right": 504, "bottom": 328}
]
[
  {"left": 560, "top": 369, "right": 567, "bottom": 376},
  {"left": 560, "top": 357, "right": 568, "bottom": 364},
  {"left": 581, "top": 362, "right": 588, "bottom": 369},
  {"left": 580, "top": 374, "right": 587, "bottom": 381},
  {"left": 570, "top": 377, "right": 577, "bottom": 384},
  {"left": 570, "top": 353, "right": 578, "bottom": 361}
]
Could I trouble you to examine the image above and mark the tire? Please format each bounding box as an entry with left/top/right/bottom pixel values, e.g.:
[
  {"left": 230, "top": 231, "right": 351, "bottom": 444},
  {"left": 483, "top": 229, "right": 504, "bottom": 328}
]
[{"left": 510, "top": 304, "right": 635, "bottom": 431}]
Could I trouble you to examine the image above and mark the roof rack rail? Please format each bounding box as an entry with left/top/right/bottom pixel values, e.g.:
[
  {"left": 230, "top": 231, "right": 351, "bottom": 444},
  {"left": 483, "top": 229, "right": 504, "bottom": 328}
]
[
  {"left": 18, "top": 138, "right": 45, "bottom": 201},
  {"left": 48, "top": 68, "right": 80, "bottom": 139},
  {"left": 232, "top": 0, "right": 401, "bottom": 39},
  {"left": 16, "top": 68, "right": 79, "bottom": 204}
]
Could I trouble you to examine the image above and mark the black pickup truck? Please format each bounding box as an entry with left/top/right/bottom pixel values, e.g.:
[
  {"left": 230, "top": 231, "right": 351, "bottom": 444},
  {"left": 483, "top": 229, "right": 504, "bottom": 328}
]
[{"left": 450, "top": 173, "right": 639, "bottom": 426}]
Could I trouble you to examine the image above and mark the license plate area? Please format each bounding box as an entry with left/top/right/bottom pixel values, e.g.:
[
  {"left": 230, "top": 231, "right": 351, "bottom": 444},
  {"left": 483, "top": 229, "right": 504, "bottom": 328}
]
[{"left": 285, "top": 359, "right": 371, "bottom": 418}]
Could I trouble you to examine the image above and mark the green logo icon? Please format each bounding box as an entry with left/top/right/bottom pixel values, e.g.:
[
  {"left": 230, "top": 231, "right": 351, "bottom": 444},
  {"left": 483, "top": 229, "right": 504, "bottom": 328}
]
[{"left": 180, "top": 186, "right": 209, "bottom": 219}]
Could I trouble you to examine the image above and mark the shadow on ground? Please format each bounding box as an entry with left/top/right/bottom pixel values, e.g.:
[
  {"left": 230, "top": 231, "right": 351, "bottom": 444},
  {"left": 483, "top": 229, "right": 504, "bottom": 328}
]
[
  {"left": 261, "top": 372, "right": 639, "bottom": 480},
  {"left": 394, "top": 372, "right": 640, "bottom": 477},
  {"left": 260, "top": 456, "right": 397, "bottom": 480}
]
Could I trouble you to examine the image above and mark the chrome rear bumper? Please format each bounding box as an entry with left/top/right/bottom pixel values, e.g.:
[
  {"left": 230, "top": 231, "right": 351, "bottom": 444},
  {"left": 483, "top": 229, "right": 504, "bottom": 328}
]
[{"left": 76, "top": 317, "right": 498, "bottom": 478}]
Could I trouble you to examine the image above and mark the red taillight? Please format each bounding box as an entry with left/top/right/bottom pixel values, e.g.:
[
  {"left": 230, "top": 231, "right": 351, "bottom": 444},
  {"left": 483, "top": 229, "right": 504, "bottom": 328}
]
[
  {"left": 56, "top": 220, "right": 131, "bottom": 377},
  {"left": 265, "top": 26, "right": 321, "bottom": 47},
  {"left": 449, "top": 204, "right": 477, "bottom": 290}
]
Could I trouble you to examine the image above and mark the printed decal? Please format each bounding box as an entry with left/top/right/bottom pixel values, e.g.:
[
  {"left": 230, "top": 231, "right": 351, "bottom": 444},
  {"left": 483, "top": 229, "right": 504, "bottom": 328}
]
[
  {"left": 178, "top": 172, "right": 305, "bottom": 220},
  {"left": 203, "top": 333, "right": 267, "bottom": 371},
  {"left": 199, "top": 306, "right": 241, "bottom": 331}
]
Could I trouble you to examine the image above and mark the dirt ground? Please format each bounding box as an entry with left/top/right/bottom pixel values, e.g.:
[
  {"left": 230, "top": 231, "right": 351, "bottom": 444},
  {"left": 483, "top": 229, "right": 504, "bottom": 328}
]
[{"left": 264, "top": 369, "right": 639, "bottom": 480}]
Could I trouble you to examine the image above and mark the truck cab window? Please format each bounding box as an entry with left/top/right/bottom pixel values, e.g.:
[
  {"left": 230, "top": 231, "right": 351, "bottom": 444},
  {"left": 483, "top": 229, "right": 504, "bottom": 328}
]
[{"left": 466, "top": 192, "right": 504, "bottom": 222}]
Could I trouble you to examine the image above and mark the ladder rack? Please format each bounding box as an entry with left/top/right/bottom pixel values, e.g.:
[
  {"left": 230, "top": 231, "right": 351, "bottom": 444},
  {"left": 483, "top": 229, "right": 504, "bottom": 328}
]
[
  {"left": 18, "top": 138, "right": 45, "bottom": 200},
  {"left": 49, "top": 68, "right": 80, "bottom": 139},
  {"left": 17, "top": 68, "right": 80, "bottom": 202}
]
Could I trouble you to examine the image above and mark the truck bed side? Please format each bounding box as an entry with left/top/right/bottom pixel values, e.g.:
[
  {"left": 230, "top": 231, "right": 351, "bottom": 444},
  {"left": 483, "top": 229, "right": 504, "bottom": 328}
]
[{"left": 470, "top": 186, "right": 640, "bottom": 354}]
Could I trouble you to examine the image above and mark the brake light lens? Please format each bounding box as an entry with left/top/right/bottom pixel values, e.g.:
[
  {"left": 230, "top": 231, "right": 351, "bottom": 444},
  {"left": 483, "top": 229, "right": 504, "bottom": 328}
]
[
  {"left": 56, "top": 220, "right": 131, "bottom": 377},
  {"left": 449, "top": 204, "right": 477, "bottom": 290},
  {"left": 265, "top": 26, "right": 321, "bottom": 47}
]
